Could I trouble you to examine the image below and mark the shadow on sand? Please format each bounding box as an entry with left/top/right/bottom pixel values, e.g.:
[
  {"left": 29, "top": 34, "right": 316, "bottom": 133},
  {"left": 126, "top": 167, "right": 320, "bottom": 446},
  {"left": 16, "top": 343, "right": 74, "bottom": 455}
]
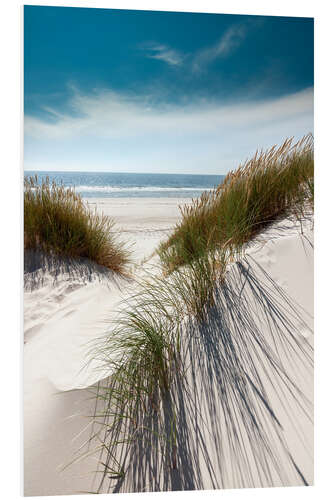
[
  {"left": 24, "top": 249, "right": 123, "bottom": 291},
  {"left": 86, "top": 250, "right": 313, "bottom": 494}
]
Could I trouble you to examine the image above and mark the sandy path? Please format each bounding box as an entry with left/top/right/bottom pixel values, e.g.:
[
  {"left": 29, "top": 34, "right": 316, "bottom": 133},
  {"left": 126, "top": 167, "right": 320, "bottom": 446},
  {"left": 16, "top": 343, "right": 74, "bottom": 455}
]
[{"left": 86, "top": 197, "right": 187, "bottom": 264}]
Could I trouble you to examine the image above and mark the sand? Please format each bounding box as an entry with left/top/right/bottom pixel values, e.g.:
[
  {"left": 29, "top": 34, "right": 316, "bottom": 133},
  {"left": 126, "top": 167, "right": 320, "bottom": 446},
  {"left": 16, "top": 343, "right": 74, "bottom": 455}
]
[
  {"left": 24, "top": 197, "right": 187, "bottom": 495},
  {"left": 23, "top": 198, "right": 313, "bottom": 496},
  {"left": 86, "top": 197, "right": 188, "bottom": 264}
]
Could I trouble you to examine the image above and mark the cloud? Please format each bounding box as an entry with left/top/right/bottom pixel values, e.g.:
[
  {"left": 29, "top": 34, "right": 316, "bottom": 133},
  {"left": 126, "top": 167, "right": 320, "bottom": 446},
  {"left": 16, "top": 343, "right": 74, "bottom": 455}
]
[
  {"left": 25, "top": 87, "right": 313, "bottom": 139},
  {"left": 141, "top": 43, "right": 184, "bottom": 66},
  {"left": 140, "top": 24, "right": 248, "bottom": 71},
  {"left": 24, "top": 87, "right": 313, "bottom": 174},
  {"left": 193, "top": 23, "right": 248, "bottom": 72}
]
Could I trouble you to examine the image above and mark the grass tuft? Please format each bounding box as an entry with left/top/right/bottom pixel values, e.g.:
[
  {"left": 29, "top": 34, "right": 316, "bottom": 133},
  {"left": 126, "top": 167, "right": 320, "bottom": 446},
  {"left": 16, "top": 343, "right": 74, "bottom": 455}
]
[
  {"left": 24, "top": 175, "right": 130, "bottom": 275},
  {"left": 158, "top": 134, "right": 314, "bottom": 273},
  {"left": 84, "top": 277, "right": 183, "bottom": 489},
  {"left": 79, "top": 135, "right": 314, "bottom": 491}
]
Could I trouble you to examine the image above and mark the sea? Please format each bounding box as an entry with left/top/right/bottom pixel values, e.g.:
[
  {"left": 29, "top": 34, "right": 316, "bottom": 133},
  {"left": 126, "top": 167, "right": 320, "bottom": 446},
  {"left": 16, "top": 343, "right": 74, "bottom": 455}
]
[{"left": 24, "top": 171, "right": 224, "bottom": 199}]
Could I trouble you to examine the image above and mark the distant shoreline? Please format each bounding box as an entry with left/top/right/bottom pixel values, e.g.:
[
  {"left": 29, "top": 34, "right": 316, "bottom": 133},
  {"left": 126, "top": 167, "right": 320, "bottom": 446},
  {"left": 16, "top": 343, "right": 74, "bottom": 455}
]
[
  {"left": 24, "top": 169, "right": 224, "bottom": 176},
  {"left": 24, "top": 170, "right": 224, "bottom": 199}
]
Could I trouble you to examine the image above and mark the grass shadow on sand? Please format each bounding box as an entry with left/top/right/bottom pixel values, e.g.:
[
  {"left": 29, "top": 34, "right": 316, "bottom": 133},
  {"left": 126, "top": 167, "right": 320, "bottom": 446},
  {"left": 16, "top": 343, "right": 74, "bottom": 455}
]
[
  {"left": 24, "top": 249, "right": 128, "bottom": 292},
  {"left": 85, "top": 249, "right": 313, "bottom": 493}
]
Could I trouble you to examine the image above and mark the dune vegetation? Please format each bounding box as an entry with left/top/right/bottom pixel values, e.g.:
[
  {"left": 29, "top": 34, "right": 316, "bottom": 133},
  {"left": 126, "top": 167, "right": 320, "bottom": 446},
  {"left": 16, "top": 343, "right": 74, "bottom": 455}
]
[
  {"left": 24, "top": 175, "right": 130, "bottom": 275},
  {"left": 86, "top": 134, "right": 314, "bottom": 491},
  {"left": 158, "top": 134, "right": 314, "bottom": 273}
]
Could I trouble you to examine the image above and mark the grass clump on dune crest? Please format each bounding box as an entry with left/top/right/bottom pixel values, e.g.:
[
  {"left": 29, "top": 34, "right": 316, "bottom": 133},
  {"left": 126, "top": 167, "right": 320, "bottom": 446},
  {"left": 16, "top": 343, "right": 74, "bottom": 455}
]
[
  {"left": 158, "top": 134, "right": 314, "bottom": 273},
  {"left": 24, "top": 176, "right": 130, "bottom": 275},
  {"left": 82, "top": 135, "right": 314, "bottom": 491}
]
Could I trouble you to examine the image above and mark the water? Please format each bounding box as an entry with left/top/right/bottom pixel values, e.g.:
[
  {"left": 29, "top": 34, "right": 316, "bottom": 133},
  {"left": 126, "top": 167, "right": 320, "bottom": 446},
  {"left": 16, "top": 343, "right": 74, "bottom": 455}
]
[{"left": 24, "top": 171, "right": 224, "bottom": 198}]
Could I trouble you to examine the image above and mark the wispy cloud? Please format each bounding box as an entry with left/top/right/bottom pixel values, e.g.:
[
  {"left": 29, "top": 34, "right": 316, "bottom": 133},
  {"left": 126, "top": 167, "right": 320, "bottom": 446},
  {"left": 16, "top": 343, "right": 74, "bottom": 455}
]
[
  {"left": 140, "top": 22, "right": 251, "bottom": 73},
  {"left": 193, "top": 23, "right": 249, "bottom": 72},
  {"left": 25, "top": 87, "right": 313, "bottom": 139},
  {"left": 141, "top": 43, "right": 184, "bottom": 66},
  {"left": 24, "top": 87, "right": 313, "bottom": 174}
]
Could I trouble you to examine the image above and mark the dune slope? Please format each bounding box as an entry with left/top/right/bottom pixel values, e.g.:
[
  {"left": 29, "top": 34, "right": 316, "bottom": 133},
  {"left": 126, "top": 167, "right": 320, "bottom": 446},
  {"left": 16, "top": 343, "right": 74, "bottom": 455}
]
[{"left": 23, "top": 202, "right": 313, "bottom": 495}]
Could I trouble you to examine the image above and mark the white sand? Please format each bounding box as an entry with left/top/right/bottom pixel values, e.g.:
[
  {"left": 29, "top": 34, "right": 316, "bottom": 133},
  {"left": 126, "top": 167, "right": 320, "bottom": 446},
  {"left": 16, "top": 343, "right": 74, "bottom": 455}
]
[
  {"left": 174, "top": 215, "right": 314, "bottom": 490},
  {"left": 24, "top": 197, "right": 186, "bottom": 495},
  {"left": 86, "top": 197, "right": 188, "bottom": 263},
  {"left": 24, "top": 198, "right": 313, "bottom": 496}
]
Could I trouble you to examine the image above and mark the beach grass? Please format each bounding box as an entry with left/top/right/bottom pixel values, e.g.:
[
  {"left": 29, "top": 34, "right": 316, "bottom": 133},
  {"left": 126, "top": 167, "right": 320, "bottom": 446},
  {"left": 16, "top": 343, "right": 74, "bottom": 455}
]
[
  {"left": 84, "top": 135, "right": 314, "bottom": 490},
  {"left": 86, "top": 251, "right": 228, "bottom": 489},
  {"left": 24, "top": 175, "right": 130, "bottom": 274},
  {"left": 158, "top": 134, "right": 314, "bottom": 273},
  {"left": 85, "top": 276, "right": 183, "bottom": 488}
]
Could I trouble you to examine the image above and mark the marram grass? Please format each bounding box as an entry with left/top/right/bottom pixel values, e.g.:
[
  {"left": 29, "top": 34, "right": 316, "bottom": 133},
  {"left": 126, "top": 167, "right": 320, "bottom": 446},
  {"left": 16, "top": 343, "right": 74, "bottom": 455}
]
[
  {"left": 78, "top": 135, "right": 313, "bottom": 491},
  {"left": 158, "top": 134, "right": 314, "bottom": 273},
  {"left": 83, "top": 249, "right": 229, "bottom": 491},
  {"left": 24, "top": 176, "right": 130, "bottom": 275}
]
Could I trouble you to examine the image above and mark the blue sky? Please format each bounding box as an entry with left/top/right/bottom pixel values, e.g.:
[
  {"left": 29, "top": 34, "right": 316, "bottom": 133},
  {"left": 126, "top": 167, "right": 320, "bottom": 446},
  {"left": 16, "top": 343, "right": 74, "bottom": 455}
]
[{"left": 24, "top": 6, "right": 314, "bottom": 174}]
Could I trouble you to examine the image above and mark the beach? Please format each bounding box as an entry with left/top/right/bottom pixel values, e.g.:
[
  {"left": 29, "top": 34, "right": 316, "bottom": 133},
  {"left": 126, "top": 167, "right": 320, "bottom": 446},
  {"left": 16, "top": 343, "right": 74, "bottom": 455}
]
[
  {"left": 24, "top": 197, "right": 186, "bottom": 495},
  {"left": 86, "top": 197, "right": 188, "bottom": 263},
  {"left": 21, "top": 6, "right": 315, "bottom": 496},
  {"left": 24, "top": 197, "right": 313, "bottom": 495}
]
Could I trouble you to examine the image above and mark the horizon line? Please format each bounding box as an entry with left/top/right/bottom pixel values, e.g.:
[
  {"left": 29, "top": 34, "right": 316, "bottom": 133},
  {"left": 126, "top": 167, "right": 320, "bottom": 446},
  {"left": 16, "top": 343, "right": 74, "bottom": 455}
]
[{"left": 24, "top": 169, "right": 225, "bottom": 176}]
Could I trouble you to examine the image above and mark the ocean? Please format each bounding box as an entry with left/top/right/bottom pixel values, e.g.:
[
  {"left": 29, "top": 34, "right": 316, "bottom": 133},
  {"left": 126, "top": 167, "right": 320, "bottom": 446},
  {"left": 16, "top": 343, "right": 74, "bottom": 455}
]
[{"left": 24, "top": 171, "right": 225, "bottom": 199}]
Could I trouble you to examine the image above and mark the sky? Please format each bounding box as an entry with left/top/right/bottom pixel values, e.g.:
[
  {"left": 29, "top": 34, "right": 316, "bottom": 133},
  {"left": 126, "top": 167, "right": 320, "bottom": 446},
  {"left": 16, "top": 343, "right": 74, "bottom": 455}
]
[{"left": 24, "top": 6, "right": 314, "bottom": 174}]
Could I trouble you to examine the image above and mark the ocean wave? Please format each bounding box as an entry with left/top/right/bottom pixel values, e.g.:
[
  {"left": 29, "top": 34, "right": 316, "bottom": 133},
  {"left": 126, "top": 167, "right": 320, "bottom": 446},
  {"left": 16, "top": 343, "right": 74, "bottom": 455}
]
[{"left": 74, "top": 185, "right": 212, "bottom": 193}]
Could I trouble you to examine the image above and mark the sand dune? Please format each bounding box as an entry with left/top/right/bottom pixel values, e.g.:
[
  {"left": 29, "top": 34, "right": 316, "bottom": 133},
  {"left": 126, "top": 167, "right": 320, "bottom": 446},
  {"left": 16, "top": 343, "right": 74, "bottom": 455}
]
[{"left": 23, "top": 198, "right": 313, "bottom": 495}]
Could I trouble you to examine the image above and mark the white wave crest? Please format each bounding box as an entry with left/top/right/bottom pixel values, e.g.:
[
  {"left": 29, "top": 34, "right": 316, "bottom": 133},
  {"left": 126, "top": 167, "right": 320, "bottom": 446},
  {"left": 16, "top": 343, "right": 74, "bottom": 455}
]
[{"left": 74, "top": 185, "right": 212, "bottom": 193}]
